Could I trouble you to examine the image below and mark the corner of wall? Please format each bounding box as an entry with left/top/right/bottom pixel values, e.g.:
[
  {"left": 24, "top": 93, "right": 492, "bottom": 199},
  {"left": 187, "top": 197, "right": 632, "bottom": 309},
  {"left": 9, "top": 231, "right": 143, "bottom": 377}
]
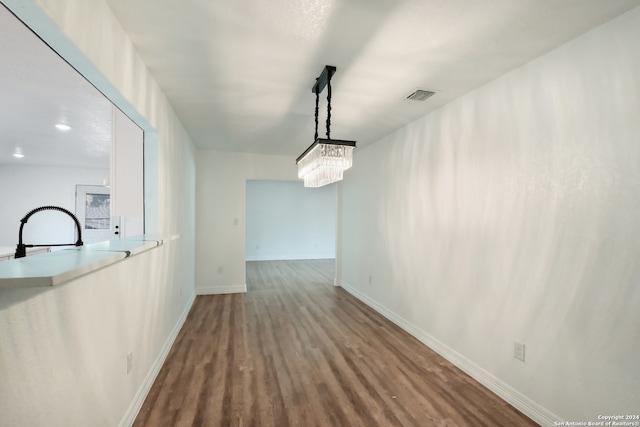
[
  {"left": 118, "top": 292, "right": 195, "bottom": 427},
  {"left": 196, "top": 283, "right": 247, "bottom": 295},
  {"left": 339, "top": 281, "right": 561, "bottom": 426}
]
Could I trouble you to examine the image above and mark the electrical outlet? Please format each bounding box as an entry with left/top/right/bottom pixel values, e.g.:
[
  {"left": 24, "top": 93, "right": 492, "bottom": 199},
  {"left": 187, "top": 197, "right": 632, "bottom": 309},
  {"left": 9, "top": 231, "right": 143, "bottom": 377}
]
[
  {"left": 218, "top": 266, "right": 223, "bottom": 274},
  {"left": 127, "top": 352, "right": 133, "bottom": 374},
  {"left": 514, "top": 342, "right": 525, "bottom": 362},
  {"left": 368, "top": 275, "right": 372, "bottom": 284}
]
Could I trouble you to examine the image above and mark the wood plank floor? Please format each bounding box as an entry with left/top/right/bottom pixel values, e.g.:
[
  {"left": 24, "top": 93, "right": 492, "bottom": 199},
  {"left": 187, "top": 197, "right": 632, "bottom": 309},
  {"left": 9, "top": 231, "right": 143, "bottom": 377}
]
[{"left": 134, "top": 259, "right": 537, "bottom": 426}]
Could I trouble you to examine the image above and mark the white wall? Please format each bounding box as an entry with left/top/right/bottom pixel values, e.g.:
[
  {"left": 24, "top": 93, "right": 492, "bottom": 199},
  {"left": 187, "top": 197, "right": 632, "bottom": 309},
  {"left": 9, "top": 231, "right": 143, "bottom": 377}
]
[
  {"left": 0, "top": 1, "right": 196, "bottom": 426},
  {"left": 245, "top": 180, "right": 336, "bottom": 261},
  {"left": 196, "top": 151, "right": 297, "bottom": 294},
  {"left": 0, "top": 164, "right": 108, "bottom": 246},
  {"left": 0, "top": 241, "right": 187, "bottom": 427},
  {"left": 340, "top": 6, "right": 640, "bottom": 425}
]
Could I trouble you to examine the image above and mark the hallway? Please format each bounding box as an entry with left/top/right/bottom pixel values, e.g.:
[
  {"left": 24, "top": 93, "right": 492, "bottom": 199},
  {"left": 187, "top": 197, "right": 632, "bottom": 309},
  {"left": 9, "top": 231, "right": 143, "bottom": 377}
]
[{"left": 134, "top": 260, "right": 536, "bottom": 426}]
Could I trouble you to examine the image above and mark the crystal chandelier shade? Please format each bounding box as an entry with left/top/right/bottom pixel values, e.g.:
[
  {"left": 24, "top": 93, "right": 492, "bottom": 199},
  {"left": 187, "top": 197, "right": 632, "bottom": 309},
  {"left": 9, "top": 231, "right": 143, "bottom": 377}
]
[
  {"left": 297, "top": 140, "right": 354, "bottom": 187},
  {"left": 296, "top": 65, "right": 356, "bottom": 188}
]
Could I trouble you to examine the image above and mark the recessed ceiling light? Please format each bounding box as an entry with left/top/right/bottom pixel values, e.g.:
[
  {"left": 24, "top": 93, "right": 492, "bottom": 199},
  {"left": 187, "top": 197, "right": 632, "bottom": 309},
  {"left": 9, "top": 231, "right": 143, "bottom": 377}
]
[
  {"left": 13, "top": 148, "right": 24, "bottom": 158},
  {"left": 55, "top": 123, "right": 71, "bottom": 131}
]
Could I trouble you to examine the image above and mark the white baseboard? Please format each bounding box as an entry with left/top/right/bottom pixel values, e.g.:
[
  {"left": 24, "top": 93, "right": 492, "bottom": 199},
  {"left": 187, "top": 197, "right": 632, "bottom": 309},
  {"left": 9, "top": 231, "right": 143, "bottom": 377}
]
[
  {"left": 245, "top": 255, "right": 335, "bottom": 261},
  {"left": 340, "top": 281, "right": 559, "bottom": 426},
  {"left": 119, "top": 292, "right": 196, "bottom": 427},
  {"left": 197, "top": 284, "right": 247, "bottom": 295}
]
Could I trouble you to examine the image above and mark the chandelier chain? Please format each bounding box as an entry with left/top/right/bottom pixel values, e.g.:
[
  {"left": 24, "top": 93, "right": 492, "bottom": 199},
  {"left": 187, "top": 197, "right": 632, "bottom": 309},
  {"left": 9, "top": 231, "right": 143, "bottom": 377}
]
[
  {"left": 314, "top": 83, "right": 319, "bottom": 142},
  {"left": 326, "top": 75, "right": 332, "bottom": 139}
]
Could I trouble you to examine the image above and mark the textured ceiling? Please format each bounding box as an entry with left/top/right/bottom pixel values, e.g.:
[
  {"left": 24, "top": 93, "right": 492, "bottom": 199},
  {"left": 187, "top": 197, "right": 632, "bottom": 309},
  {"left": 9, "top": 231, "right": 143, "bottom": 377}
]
[
  {"left": 0, "top": 4, "right": 112, "bottom": 168},
  {"left": 103, "top": 0, "right": 640, "bottom": 156},
  {"left": 2, "top": 1, "right": 640, "bottom": 168}
]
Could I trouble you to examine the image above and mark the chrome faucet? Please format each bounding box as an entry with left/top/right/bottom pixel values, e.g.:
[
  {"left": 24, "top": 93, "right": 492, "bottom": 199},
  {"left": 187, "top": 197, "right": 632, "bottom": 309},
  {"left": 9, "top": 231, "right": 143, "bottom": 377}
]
[{"left": 15, "top": 205, "right": 84, "bottom": 258}]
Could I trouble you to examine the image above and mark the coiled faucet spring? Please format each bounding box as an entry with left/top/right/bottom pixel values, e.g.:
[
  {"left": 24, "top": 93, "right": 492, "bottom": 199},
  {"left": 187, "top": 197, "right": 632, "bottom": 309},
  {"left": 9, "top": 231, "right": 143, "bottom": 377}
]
[{"left": 15, "top": 205, "right": 83, "bottom": 259}]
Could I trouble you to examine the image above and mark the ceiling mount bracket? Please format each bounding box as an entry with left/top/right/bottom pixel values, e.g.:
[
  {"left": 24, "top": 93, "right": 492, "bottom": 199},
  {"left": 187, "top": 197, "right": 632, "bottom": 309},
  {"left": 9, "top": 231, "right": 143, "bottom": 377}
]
[{"left": 311, "top": 65, "right": 336, "bottom": 95}]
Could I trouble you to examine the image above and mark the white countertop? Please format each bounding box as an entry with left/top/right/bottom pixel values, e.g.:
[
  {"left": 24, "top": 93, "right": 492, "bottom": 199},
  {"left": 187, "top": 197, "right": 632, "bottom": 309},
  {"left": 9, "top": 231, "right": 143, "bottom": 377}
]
[{"left": 0, "top": 234, "right": 178, "bottom": 289}]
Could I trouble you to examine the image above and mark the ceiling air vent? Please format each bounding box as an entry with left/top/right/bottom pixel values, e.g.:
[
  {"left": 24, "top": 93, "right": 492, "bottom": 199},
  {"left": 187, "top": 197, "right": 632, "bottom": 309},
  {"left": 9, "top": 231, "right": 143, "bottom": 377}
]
[{"left": 406, "top": 89, "right": 435, "bottom": 101}]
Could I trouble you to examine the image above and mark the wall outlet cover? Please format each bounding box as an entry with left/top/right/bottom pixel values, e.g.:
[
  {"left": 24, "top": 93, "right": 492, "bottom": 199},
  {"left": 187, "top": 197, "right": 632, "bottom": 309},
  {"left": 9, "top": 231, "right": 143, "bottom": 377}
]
[{"left": 514, "top": 342, "right": 525, "bottom": 362}]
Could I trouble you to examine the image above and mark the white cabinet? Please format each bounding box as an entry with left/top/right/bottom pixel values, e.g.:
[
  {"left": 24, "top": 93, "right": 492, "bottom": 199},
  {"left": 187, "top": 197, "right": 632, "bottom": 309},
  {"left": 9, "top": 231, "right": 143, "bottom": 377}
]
[
  {"left": 110, "top": 107, "right": 144, "bottom": 237},
  {"left": 0, "top": 246, "right": 50, "bottom": 262}
]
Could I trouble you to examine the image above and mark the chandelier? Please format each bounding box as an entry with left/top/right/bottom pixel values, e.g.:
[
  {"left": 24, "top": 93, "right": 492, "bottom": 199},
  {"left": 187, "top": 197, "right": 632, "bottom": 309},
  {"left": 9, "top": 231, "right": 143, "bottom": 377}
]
[{"left": 297, "top": 65, "right": 356, "bottom": 188}]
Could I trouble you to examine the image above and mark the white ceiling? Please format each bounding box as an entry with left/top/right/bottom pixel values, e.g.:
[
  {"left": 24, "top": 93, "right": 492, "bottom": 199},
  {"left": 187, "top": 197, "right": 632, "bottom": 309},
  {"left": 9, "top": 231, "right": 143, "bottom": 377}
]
[
  {"left": 0, "top": 4, "right": 112, "bottom": 168},
  {"left": 2, "top": 1, "right": 640, "bottom": 167},
  {"left": 103, "top": 0, "right": 640, "bottom": 156}
]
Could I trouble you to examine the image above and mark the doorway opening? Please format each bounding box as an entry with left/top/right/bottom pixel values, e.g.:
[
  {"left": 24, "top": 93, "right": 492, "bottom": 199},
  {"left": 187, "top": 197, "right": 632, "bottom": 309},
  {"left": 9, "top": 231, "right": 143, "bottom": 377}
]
[{"left": 245, "top": 180, "right": 338, "bottom": 291}]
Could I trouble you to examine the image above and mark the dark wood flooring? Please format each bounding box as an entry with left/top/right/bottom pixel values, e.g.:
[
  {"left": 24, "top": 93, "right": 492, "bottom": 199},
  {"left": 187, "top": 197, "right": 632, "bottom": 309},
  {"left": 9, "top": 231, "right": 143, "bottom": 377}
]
[{"left": 133, "top": 259, "right": 537, "bottom": 426}]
